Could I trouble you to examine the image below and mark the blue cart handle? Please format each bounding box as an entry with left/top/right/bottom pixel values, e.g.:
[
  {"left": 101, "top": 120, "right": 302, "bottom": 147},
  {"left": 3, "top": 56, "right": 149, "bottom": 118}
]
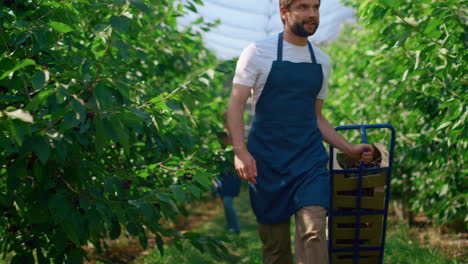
[
  {"left": 335, "top": 124, "right": 395, "bottom": 133},
  {"left": 360, "top": 126, "right": 368, "bottom": 146},
  {"left": 334, "top": 123, "right": 396, "bottom": 165}
]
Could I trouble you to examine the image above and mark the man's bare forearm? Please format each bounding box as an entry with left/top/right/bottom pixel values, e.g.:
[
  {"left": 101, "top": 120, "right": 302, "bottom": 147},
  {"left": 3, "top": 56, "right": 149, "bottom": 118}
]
[
  {"left": 227, "top": 83, "right": 251, "bottom": 153},
  {"left": 227, "top": 83, "right": 258, "bottom": 182},
  {"left": 227, "top": 99, "right": 247, "bottom": 152},
  {"left": 317, "top": 113, "right": 354, "bottom": 155}
]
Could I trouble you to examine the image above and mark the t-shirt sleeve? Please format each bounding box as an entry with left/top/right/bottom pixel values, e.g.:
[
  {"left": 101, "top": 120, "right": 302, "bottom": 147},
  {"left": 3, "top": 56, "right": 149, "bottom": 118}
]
[
  {"left": 233, "top": 43, "right": 258, "bottom": 87},
  {"left": 317, "top": 54, "right": 331, "bottom": 100}
]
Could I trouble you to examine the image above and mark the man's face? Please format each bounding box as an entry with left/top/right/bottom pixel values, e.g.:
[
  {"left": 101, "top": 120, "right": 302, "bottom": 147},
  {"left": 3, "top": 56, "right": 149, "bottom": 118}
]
[{"left": 282, "top": 0, "right": 320, "bottom": 37}]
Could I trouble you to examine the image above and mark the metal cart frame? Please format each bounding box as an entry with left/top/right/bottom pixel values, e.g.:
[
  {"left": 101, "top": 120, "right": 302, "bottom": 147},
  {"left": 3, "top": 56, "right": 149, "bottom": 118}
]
[{"left": 328, "top": 124, "right": 395, "bottom": 264}]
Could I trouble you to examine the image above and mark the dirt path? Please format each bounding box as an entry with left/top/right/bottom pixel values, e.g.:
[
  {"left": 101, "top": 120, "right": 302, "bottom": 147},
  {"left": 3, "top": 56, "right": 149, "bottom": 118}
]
[
  {"left": 83, "top": 197, "right": 223, "bottom": 264},
  {"left": 83, "top": 195, "right": 466, "bottom": 263}
]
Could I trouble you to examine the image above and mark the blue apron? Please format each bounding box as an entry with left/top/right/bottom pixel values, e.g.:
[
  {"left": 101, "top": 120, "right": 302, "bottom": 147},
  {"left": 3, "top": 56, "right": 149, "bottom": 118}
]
[{"left": 247, "top": 32, "right": 330, "bottom": 224}]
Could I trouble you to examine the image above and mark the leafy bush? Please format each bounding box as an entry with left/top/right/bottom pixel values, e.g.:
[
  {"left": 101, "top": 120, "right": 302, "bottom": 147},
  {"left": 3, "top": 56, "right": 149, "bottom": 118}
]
[
  {"left": 0, "top": 0, "right": 234, "bottom": 263},
  {"left": 324, "top": 0, "right": 466, "bottom": 224}
]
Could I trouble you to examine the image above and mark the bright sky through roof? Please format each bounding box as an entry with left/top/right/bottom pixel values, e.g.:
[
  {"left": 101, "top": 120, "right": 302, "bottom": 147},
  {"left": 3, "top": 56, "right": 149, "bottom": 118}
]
[{"left": 180, "top": 0, "right": 355, "bottom": 59}]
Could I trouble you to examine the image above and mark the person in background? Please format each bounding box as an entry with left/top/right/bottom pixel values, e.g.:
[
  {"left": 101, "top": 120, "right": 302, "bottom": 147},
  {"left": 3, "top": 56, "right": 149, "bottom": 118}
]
[{"left": 213, "top": 130, "right": 241, "bottom": 235}]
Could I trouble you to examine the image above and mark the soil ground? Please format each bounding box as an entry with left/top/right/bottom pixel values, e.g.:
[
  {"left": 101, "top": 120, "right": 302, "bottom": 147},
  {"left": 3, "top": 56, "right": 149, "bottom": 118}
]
[{"left": 83, "top": 194, "right": 466, "bottom": 263}]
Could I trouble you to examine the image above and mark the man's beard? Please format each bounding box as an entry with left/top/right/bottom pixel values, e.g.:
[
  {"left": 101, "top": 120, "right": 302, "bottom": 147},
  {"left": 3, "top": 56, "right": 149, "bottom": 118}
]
[{"left": 289, "top": 19, "right": 319, "bottom": 37}]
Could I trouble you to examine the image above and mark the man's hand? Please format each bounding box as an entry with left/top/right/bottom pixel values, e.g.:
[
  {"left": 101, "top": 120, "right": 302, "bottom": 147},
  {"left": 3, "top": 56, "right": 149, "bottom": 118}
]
[
  {"left": 347, "top": 144, "right": 374, "bottom": 163},
  {"left": 234, "top": 149, "right": 257, "bottom": 184}
]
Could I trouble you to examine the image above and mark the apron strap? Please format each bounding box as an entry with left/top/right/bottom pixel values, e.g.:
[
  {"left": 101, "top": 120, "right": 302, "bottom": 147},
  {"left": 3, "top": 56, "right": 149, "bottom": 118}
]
[
  {"left": 277, "top": 32, "right": 283, "bottom": 62},
  {"left": 277, "top": 32, "right": 318, "bottom": 64},
  {"left": 307, "top": 41, "right": 317, "bottom": 63}
]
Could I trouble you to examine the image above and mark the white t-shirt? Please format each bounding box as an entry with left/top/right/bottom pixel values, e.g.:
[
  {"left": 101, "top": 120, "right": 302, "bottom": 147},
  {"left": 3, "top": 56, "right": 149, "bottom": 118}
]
[{"left": 233, "top": 35, "right": 331, "bottom": 113}]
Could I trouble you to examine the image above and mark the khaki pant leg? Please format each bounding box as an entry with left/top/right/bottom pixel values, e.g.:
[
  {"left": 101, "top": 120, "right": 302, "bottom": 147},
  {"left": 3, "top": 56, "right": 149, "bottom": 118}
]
[
  {"left": 295, "top": 206, "right": 328, "bottom": 264},
  {"left": 258, "top": 219, "right": 293, "bottom": 264}
]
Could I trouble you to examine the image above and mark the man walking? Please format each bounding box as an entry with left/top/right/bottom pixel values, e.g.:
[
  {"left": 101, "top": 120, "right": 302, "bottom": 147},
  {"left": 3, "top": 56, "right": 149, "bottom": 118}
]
[{"left": 226, "top": 0, "right": 374, "bottom": 263}]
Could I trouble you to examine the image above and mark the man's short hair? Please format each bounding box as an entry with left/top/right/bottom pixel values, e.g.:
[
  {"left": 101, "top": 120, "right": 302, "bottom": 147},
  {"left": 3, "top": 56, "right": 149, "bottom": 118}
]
[
  {"left": 279, "top": 0, "right": 321, "bottom": 24},
  {"left": 279, "top": 0, "right": 320, "bottom": 8},
  {"left": 279, "top": 0, "right": 295, "bottom": 9}
]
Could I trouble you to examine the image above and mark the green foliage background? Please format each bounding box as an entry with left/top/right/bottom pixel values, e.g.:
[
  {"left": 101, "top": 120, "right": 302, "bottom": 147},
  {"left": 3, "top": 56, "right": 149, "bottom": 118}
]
[
  {"left": 0, "top": 0, "right": 466, "bottom": 263},
  {"left": 0, "top": 0, "right": 234, "bottom": 263},
  {"left": 323, "top": 0, "right": 467, "bottom": 224}
]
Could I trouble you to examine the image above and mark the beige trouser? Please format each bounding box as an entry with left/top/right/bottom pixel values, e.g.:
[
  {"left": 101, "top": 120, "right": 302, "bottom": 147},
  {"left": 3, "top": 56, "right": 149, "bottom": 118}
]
[{"left": 258, "top": 205, "right": 328, "bottom": 264}]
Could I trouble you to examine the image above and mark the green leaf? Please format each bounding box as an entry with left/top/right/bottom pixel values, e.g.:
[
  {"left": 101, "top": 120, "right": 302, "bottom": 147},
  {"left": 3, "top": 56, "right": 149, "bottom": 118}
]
[
  {"left": 190, "top": 238, "right": 205, "bottom": 253},
  {"left": 14, "top": 32, "right": 28, "bottom": 46},
  {"left": 440, "top": 184, "right": 449, "bottom": 196},
  {"left": 194, "top": 172, "right": 212, "bottom": 191},
  {"left": 0, "top": 58, "right": 15, "bottom": 72},
  {"left": 64, "top": 111, "right": 80, "bottom": 129},
  {"left": 186, "top": 184, "right": 203, "bottom": 198},
  {"left": 52, "top": 230, "right": 68, "bottom": 253},
  {"left": 155, "top": 233, "right": 164, "bottom": 256},
  {"left": 150, "top": 95, "right": 164, "bottom": 104},
  {"left": 95, "top": 82, "right": 114, "bottom": 109},
  {"left": 0, "top": 132, "right": 11, "bottom": 152},
  {"left": 424, "top": 18, "right": 442, "bottom": 35},
  {"left": 32, "top": 28, "right": 47, "bottom": 49},
  {"left": 61, "top": 221, "right": 80, "bottom": 246},
  {"left": 128, "top": 106, "right": 149, "bottom": 120},
  {"left": 155, "top": 192, "right": 171, "bottom": 203},
  {"left": 32, "top": 136, "right": 50, "bottom": 164},
  {"left": 115, "top": 0, "right": 126, "bottom": 6},
  {"left": 36, "top": 248, "right": 49, "bottom": 264},
  {"left": 32, "top": 161, "right": 45, "bottom": 183},
  {"left": 126, "top": 222, "right": 141, "bottom": 236},
  {"left": 11, "top": 253, "right": 35, "bottom": 264},
  {"left": 185, "top": 2, "right": 198, "bottom": 13},
  {"left": 110, "top": 16, "right": 131, "bottom": 33},
  {"left": 95, "top": 119, "right": 109, "bottom": 156},
  {"left": 88, "top": 209, "right": 102, "bottom": 234},
  {"left": 9, "top": 119, "right": 31, "bottom": 146},
  {"left": 169, "top": 185, "right": 186, "bottom": 203},
  {"left": 111, "top": 118, "right": 130, "bottom": 154},
  {"left": 139, "top": 201, "right": 159, "bottom": 221},
  {"left": 436, "top": 121, "right": 451, "bottom": 131},
  {"left": 25, "top": 89, "right": 54, "bottom": 111},
  {"left": 0, "top": 196, "right": 6, "bottom": 208},
  {"left": 65, "top": 248, "right": 83, "bottom": 264},
  {"left": 138, "top": 232, "right": 148, "bottom": 249},
  {"left": 174, "top": 240, "right": 183, "bottom": 252},
  {"left": 54, "top": 140, "right": 67, "bottom": 163},
  {"left": 0, "top": 59, "right": 36, "bottom": 80},
  {"left": 114, "top": 39, "right": 131, "bottom": 60},
  {"left": 156, "top": 192, "right": 180, "bottom": 214},
  {"left": 379, "top": 0, "right": 397, "bottom": 9},
  {"left": 129, "top": 0, "right": 150, "bottom": 14},
  {"left": 7, "top": 161, "right": 27, "bottom": 195},
  {"left": 32, "top": 71, "right": 46, "bottom": 91},
  {"left": 109, "top": 217, "right": 121, "bottom": 240},
  {"left": 48, "top": 21, "right": 74, "bottom": 33},
  {"left": 30, "top": 205, "right": 49, "bottom": 224}
]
